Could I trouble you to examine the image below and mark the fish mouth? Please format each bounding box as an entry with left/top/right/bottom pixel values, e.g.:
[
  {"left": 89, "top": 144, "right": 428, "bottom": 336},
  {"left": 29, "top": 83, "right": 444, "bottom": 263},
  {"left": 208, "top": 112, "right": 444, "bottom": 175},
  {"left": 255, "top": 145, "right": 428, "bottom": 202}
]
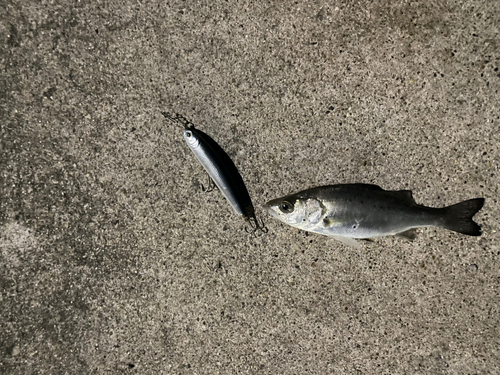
[
  {"left": 262, "top": 201, "right": 272, "bottom": 213},
  {"left": 263, "top": 200, "right": 281, "bottom": 220}
]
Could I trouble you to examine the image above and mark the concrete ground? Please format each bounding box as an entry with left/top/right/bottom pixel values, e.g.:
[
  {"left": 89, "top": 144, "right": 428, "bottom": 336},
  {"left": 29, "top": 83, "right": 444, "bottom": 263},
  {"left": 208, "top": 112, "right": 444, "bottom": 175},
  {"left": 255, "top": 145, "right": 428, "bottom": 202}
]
[{"left": 1, "top": 0, "right": 499, "bottom": 373}]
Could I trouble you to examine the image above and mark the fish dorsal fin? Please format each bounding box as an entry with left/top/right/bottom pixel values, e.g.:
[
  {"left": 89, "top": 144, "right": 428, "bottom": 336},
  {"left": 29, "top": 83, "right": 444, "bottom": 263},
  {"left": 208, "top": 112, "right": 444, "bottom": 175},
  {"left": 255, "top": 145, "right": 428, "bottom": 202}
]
[
  {"left": 350, "top": 184, "right": 416, "bottom": 205},
  {"left": 329, "top": 235, "right": 361, "bottom": 249},
  {"left": 390, "top": 190, "right": 416, "bottom": 205},
  {"left": 350, "top": 183, "right": 384, "bottom": 190},
  {"left": 395, "top": 228, "right": 418, "bottom": 240}
]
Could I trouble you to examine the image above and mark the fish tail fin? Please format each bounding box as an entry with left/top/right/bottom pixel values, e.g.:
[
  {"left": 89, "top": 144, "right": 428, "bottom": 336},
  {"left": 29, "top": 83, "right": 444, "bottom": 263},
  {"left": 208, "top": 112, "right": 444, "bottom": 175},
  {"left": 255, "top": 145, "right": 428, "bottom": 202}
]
[{"left": 439, "top": 198, "right": 485, "bottom": 236}]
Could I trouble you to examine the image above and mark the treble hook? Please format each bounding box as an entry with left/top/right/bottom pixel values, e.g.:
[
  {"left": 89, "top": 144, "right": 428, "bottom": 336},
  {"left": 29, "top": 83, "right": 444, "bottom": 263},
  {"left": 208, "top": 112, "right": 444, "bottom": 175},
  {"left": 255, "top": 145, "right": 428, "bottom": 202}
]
[
  {"left": 201, "top": 174, "right": 215, "bottom": 193},
  {"left": 245, "top": 215, "right": 269, "bottom": 236},
  {"left": 161, "top": 112, "right": 195, "bottom": 129}
]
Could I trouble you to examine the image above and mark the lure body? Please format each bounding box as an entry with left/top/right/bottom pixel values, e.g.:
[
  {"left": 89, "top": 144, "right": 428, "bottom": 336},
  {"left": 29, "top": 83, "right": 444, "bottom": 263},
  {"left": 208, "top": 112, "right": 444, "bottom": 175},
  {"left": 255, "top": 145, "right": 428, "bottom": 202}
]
[
  {"left": 265, "top": 184, "right": 484, "bottom": 248},
  {"left": 183, "top": 123, "right": 255, "bottom": 219}
]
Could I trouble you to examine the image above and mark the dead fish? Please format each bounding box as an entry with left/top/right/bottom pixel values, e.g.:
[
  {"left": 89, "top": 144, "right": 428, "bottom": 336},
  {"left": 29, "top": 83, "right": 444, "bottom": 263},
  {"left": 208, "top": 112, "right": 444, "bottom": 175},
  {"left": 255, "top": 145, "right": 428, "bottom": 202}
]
[
  {"left": 162, "top": 112, "right": 266, "bottom": 233},
  {"left": 264, "top": 184, "right": 484, "bottom": 248}
]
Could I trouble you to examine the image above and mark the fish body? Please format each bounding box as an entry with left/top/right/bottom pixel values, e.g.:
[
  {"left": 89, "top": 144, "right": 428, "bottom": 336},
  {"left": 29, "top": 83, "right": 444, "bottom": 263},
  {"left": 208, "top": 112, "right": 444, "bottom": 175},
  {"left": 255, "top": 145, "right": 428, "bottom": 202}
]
[{"left": 265, "top": 184, "right": 484, "bottom": 248}]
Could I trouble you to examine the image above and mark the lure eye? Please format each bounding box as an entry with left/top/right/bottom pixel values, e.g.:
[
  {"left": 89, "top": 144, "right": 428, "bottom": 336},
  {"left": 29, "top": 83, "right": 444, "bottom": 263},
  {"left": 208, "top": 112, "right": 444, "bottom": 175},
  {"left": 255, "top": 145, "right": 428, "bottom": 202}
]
[{"left": 279, "top": 200, "right": 294, "bottom": 213}]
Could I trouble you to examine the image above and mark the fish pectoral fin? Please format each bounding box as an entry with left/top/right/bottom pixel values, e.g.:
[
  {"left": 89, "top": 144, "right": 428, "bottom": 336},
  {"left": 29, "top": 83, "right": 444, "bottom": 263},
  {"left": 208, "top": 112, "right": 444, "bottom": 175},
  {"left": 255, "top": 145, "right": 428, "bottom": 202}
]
[
  {"left": 395, "top": 228, "right": 418, "bottom": 240},
  {"left": 323, "top": 217, "right": 335, "bottom": 227},
  {"left": 329, "top": 235, "right": 362, "bottom": 249}
]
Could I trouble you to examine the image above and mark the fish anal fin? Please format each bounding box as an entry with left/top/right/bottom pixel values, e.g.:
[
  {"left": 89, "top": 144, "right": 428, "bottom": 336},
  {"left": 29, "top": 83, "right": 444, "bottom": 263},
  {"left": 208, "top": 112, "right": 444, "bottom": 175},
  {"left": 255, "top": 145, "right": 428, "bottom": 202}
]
[
  {"left": 329, "top": 235, "right": 361, "bottom": 249},
  {"left": 396, "top": 228, "right": 418, "bottom": 240}
]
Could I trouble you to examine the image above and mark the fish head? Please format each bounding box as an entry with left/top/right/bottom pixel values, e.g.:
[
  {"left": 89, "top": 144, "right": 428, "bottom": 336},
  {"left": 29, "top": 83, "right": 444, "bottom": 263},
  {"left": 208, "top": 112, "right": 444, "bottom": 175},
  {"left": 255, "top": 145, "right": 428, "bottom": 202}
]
[
  {"left": 183, "top": 127, "right": 200, "bottom": 149},
  {"left": 264, "top": 194, "right": 325, "bottom": 230}
]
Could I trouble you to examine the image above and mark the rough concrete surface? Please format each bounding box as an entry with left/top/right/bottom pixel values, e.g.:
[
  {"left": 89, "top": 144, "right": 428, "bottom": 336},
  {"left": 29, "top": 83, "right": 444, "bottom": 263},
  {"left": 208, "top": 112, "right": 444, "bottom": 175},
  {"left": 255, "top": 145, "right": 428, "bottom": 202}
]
[{"left": 1, "top": 0, "right": 499, "bottom": 373}]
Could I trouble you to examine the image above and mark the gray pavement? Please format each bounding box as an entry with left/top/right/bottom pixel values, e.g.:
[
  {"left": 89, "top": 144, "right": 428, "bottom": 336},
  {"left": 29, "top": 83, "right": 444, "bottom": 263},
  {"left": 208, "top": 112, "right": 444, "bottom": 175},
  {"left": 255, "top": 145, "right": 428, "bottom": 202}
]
[{"left": 1, "top": 0, "right": 499, "bottom": 373}]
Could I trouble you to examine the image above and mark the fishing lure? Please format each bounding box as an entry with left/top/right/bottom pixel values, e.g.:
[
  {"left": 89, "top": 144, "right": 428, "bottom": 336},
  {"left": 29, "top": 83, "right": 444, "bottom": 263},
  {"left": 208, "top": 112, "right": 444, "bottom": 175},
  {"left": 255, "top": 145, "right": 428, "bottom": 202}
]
[{"left": 162, "top": 112, "right": 267, "bottom": 233}]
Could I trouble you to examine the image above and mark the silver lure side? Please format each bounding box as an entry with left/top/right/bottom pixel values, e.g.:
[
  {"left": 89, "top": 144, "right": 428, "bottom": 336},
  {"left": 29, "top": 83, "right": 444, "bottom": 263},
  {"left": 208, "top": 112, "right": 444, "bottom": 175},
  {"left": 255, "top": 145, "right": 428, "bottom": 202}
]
[{"left": 162, "top": 112, "right": 267, "bottom": 233}]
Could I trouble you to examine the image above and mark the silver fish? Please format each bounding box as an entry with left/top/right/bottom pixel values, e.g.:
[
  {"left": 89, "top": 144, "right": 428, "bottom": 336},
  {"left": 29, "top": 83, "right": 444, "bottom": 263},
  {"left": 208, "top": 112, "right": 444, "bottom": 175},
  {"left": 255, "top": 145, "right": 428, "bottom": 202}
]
[{"left": 265, "top": 184, "right": 484, "bottom": 248}]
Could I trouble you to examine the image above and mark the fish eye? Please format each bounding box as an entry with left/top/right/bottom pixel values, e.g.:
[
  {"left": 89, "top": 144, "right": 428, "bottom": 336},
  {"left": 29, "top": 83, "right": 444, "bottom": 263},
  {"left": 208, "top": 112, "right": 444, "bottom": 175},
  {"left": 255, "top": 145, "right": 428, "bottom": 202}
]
[
  {"left": 185, "top": 130, "right": 192, "bottom": 138},
  {"left": 279, "top": 200, "right": 294, "bottom": 213}
]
